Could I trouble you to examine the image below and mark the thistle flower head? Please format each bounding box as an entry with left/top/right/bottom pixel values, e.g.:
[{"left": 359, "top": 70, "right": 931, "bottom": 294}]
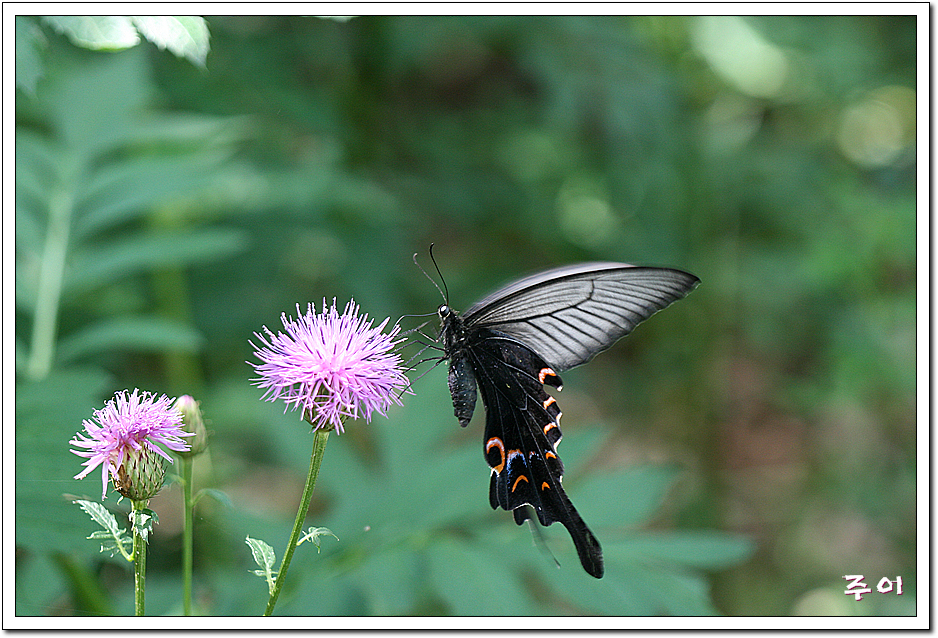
[
  {"left": 112, "top": 445, "right": 166, "bottom": 501},
  {"left": 250, "top": 299, "right": 410, "bottom": 433},
  {"left": 70, "top": 389, "right": 193, "bottom": 500}
]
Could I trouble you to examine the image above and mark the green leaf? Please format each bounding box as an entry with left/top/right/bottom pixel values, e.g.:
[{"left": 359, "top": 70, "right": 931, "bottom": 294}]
[
  {"left": 131, "top": 508, "right": 158, "bottom": 543},
  {"left": 611, "top": 530, "right": 756, "bottom": 571},
  {"left": 644, "top": 567, "right": 720, "bottom": 616},
  {"left": 74, "top": 500, "right": 121, "bottom": 538},
  {"left": 15, "top": 130, "right": 60, "bottom": 208},
  {"left": 73, "top": 149, "right": 235, "bottom": 242},
  {"left": 43, "top": 46, "right": 154, "bottom": 155},
  {"left": 297, "top": 526, "right": 339, "bottom": 552},
  {"left": 43, "top": 16, "right": 140, "bottom": 50},
  {"left": 74, "top": 500, "right": 133, "bottom": 560},
  {"left": 16, "top": 368, "right": 115, "bottom": 555},
  {"left": 56, "top": 316, "right": 205, "bottom": 364},
  {"left": 130, "top": 16, "right": 210, "bottom": 67},
  {"left": 86, "top": 530, "right": 133, "bottom": 559},
  {"left": 65, "top": 228, "right": 249, "bottom": 296},
  {"left": 356, "top": 548, "right": 422, "bottom": 615},
  {"left": 15, "top": 17, "right": 47, "bottom": 96},
  {"left": 570, "top": 464, "right": 684, "bottom": 528},
  {"left": 245, "top": 536, "right": 278, "bottom": 595},
  {"left": 428, "top": 537, "right": 537, "bottom": 615}
]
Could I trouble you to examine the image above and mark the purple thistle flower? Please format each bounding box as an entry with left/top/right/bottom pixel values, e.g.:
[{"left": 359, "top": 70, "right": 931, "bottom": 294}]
[
  {"left": 250, "top": 299, "right": 410, "bottom": 433},
  {"left": 70, "top": 389, "right": 193, "bottom": 500}
]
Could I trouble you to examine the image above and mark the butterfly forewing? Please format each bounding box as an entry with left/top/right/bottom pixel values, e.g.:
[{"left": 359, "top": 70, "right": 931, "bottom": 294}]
[{"left": 462, "top": 264, "right": 700, "bottom": 371}]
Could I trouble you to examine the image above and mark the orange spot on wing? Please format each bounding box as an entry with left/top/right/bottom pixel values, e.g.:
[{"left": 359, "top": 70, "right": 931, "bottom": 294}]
[
  {"left": 545, "top": 451, "right": 557, "bottom": 460},
  {"left": 541, "top": 482, "right": 550, "bottom": 491},
  {"left": 486, "top": 437, "right": 505, "bottom": 473},
  {"left": 511, "top": 475, "right": 529, "bottom": 492},
  {"left": 543, "top": 396, "right": 556, "bottom": 409},
  {"left": 538, "top": 367, "right": 557, "bottom": 384}
]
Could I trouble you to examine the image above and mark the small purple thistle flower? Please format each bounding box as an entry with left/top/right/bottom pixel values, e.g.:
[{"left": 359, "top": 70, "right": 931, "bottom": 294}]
[
  {"left": 70, "top": 389, "right": 193, "bottom": 500},
  {"left": 250, "top": 299, "right": 410, "bottom": 433}
]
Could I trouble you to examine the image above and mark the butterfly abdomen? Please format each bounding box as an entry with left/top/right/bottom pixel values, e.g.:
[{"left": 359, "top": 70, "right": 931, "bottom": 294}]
[
  {"left": 447, "top": 352, "right": 477, "bottom": 427},
  {"left": 440, "top": 304, "right": 479, "bottom": 427}
]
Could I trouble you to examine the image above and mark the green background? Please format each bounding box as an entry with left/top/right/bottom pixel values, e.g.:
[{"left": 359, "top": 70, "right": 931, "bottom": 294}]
[{"left": 15, "top": 15, "right": 916, "bottom": 616}]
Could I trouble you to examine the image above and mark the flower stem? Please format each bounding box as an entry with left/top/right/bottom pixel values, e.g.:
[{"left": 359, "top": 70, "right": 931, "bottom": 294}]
[
  {"left": 132, "top": 499, "right": 148, "bottom": 616},
  {"left": 181, "top": 456, "right": 194, "bottom": 615},
  {"left": 263, "top": 427, "right": 330, "bottom": 616}
]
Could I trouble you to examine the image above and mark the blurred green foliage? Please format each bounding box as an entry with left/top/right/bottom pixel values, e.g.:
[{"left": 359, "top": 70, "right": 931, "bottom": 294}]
[{"left": 15, "top": 15, "right": 915, "bottom": 617}]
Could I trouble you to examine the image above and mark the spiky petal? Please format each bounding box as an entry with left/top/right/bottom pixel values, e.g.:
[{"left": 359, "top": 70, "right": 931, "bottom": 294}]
[{"left": 250, "top": 299, "right": 410, "bottom": 433}]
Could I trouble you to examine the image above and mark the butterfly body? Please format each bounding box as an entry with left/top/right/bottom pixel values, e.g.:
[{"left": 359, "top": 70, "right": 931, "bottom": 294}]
[{"left": 437, "top": 262, "right": 699, "bottom": 579}]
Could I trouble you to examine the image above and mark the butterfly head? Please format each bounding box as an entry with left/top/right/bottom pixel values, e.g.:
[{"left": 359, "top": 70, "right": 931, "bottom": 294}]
[{"left": 438, "top": 304, "right": 466, "bottom": 353}]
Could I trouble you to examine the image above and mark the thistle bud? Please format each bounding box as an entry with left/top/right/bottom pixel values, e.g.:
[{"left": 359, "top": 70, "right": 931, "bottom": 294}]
[
  {"left": 173, "top": 395, "right": 207, "bottom": 457},
  {"left": 113, "top": 445, "right": 167, "bottom": 501}
]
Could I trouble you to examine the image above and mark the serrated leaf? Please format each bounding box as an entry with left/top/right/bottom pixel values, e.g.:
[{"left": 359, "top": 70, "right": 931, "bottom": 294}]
[
  {"left": 43, "top": 16, "right": 140, "bottom": 50},
  {"left": 130, "top": 16, "right": 210, "bottom": 67},
  {"left": 74, "top": 500, "right": 133, "bottom": 559},
  {"left": 297, "top": 526, "right": 339, "bottom": 552},
  {"left": 246, "top": 536, "right": 276, "bottom": 569},
  {"left": 245, "top": 536, "right": 278, "bottom": 595},
  {"left": 74, "top": 499, "right": 121, "bottom": 538},
  {"left": 87, "top": 531, "right": 133, "bottom": 558},
  {"left": 56, "top": 317, "right": 205, "bottom": 364}
]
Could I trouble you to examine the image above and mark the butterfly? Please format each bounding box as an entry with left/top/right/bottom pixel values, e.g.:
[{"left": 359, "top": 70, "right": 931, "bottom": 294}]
[{"left": 436, "top": 260, "right": 699, "bottom": 579}]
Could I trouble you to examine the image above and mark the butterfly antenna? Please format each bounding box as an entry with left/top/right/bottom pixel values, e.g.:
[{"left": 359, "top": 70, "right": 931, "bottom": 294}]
[
  {"left": 413, "top": 247, "right": 447, "bottom": 304},
  {"left": 428, "top": 243, "right": 450, "bottom": 304},
  {"left": 397, "top": 311, "right": 438, "bottom": 322}
]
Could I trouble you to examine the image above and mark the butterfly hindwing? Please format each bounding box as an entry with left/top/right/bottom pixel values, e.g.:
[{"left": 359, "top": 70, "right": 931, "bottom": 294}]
[
  {"left": 437, "top": 261, "right": 699, "bottom": 580},
  {"left": 468, "top": 328, "right": 604, "bottom": 578}
]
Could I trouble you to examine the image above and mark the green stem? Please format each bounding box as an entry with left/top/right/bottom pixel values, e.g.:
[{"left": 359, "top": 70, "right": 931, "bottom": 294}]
[
  {"left": 182, "top": 457, "right": 194, "bottom": 615},
  {"left": 132, "top": 499, "right": 148, "bottom": 616},
  {"left": 26, "top": 186, "right": 75, "bottom": 381},
  {"left": 263, "top": 428, "right": 330, "bottom": 616}
]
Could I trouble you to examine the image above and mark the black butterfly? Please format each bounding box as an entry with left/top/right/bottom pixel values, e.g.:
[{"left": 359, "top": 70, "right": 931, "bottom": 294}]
[{"left": 437, "top": 261, "right": 699, "bottom": 579}]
